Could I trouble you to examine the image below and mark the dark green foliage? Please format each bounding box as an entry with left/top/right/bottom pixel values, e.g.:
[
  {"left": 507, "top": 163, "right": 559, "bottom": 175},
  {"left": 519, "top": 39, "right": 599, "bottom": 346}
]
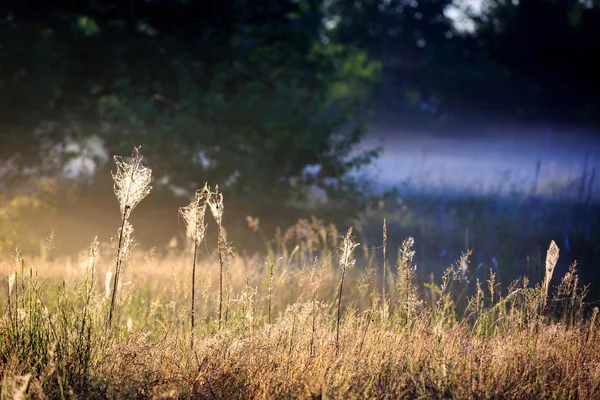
[
  {"left": 469, "top": 0, "right": 600, "bottom": 126},
  {"left": 3, "top": 0, "right": 600, "bottom": 252},
  {"left": 0, "top": 1, "right": 380, "bottom": 224}
]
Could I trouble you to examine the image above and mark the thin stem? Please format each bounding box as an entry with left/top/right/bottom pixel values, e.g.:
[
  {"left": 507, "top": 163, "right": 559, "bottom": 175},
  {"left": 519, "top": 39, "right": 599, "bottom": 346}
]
[
  {"left": 268, "top": 260, "right": 274, "bottom": 325},
  {"left": 226, "top": 262, "right": 231, "bottom": 323},
  {"left": 336, "top": 267, "right": 346, "bottom": 352},
  {"left": 218, "top": 225, "right": 223, "bottom": 329},
  {"left": 107, "top": 208, "right": 128, "bottom": 331},
  {"left": 191, "top": 239, "right": 198, "bottom": 348},
  {"left": 79, "top": 250, "right": 95, "bottom": 388},
  {"left": 357, "top": 308, "right": 373, "bottom": 357},
  {"left": 405, "top": 261, "right": 410, "bottom": 325},
  {"left": 288, "top": 313, "right": 297, "bottom": 361},
  {"left": 310, "top": 289, "right": 316, "bottom": 357},
  {"left": 383, "top": 219, "right": 387, "bottom": 323}
]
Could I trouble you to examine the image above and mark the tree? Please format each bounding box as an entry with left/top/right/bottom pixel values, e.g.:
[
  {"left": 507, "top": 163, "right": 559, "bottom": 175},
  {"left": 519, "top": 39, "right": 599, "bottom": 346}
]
[
  {"left": 465, "top": 0, "right": 600, "bottom": 128},
  {"left": 324, "top": 0, "right": 600, "bottom": 131},
  {"left": 0, "top": 0, "right": 381, "bottom": 241},
  {"left": 325, "top": 0, "right": 457, "bottom": 126}
]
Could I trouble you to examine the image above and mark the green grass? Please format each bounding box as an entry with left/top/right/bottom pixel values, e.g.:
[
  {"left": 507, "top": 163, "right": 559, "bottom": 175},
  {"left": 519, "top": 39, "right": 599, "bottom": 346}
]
[
  {"left": 360, "top": 192, "right": 600, "bottom": 298},
  {"left": 0, "top": 218, "right": 598, "bottom": 399},
  {"left": 0, "top": 149, "right": 598, "bottom": 399}
]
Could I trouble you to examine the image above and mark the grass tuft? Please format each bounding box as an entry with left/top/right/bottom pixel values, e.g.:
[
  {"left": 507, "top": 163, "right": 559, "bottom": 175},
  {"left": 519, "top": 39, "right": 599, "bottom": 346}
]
[{"left": 1, "top": 150, "right": 599, "bottom": 399}]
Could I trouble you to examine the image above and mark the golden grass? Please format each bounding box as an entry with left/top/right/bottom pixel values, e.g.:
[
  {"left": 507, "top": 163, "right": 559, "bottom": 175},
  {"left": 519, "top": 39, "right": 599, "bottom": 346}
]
[
  {"left": 0, "top": 224, "right": 598, "bottom": 399},
  {"left": 0, "top": 149, "right": 598, "bottom": 398}
]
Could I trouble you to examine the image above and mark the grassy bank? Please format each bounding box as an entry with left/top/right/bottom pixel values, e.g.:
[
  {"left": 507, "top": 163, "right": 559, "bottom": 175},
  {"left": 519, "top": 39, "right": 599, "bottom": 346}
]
[
  {"left": 0, "top": 220, "right": 598, "bottom": 399},
  {"left": 1, "top": 149, "right": 598, "bottom": 399},
  {"left": 360, "top": 191, "right": 600, "bottom": 299}
]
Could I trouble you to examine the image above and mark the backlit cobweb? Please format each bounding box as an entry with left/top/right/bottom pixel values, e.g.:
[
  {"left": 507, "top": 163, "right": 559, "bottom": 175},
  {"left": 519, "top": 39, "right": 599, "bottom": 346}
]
[
  {"left": 112, "top": 147, "right": 152, "bottom": 219},
  {"left": 180, "top": 184, "right": 210, "bottom": 243}
]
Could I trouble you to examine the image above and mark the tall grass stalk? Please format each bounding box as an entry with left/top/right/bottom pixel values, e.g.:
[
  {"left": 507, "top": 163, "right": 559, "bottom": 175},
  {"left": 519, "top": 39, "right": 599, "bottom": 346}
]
[
  {"left": 226, "top": 256, "right": 232, "bottom": 324},
  {"left": 77, "top": 236, "right": 98, "bottom": 389},
  {"left": 396, "top": 237, "right": 416, "bottom": 325},
  {"left": 208, "top": 185, "right": 225, "bottom": 329},
  {"left": 308, "top": 257, "right": 325, "bottom": 357},
  {"left": 3, "top": 147, "right": 600, "bottom": 399},
  {"left": 382, "top": 218, "right": 387, "bottom": 322},
  {"left": 268, "top": 260, "right": 274, "bottom": 325},
  {"left": 179, "top": 185, "right": 210, "bottom": 347},
  {"left": 107, "top": 146, "right": 152, "bottom": 330},
  {"left": 543, "top": 240, "right": 559, "bottom": 302},
  {"left": 336, "top": 227, "right": 358, "bottom": 351}
]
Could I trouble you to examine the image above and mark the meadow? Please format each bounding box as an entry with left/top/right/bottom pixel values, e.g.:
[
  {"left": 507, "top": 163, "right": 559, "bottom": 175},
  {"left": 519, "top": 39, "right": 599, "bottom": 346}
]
[
  {"left": 1, "top": 148, "right": 599, "bottom": 399},
  {"left": 359, "top": 191, "right": 600, "bottom": 300}
]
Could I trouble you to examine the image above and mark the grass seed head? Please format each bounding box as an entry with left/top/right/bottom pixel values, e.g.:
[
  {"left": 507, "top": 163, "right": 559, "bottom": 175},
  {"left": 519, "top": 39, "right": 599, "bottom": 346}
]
[
  {"left": 104, "top": 271, "right": 113, "bottom": 299},
  {"left": 87, "top": 236, "right": 99, "bottom": 270},
  {"left": 180, "top": 184, "right": 210, "bottom": 244},
  {"left": 112, "top": 146, "right": 152, "bottom": 219},
  {"left": 119, "top": 221, "right": 135, "bottom": 258},
  {"left": 544, "top": 240, "right": 560, "bottom": 294},
  {"left": 8, "top": 272, "right": 16, "bottom": 298},
  {"left": 339, "top": 227, "right": 359, "bottom": 271},
  {"left": 208, "top": 185, "right": 224, "bottom": 226}
]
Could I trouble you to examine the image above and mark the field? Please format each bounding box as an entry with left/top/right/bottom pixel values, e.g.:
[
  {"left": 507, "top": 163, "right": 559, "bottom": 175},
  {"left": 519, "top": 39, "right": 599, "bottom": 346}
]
[
  {"left": 359, "top": 192, "right": 600, "bottom": 298},
  {"left": 1, "top": 150, "right": 599, "bottom": 399}
]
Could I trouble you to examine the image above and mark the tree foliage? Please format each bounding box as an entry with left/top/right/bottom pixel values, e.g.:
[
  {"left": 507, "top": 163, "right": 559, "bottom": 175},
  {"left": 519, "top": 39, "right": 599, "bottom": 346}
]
[
  {"left": 2, "top": 0, "right": 600, "bottom": 250},
  {"left": 325, "top": 0, "right": 600, "bottom": 129},
  {"left": 469, "top": 0, "right": 600, "bottom": 127},
  {"left": 0, "top": 0, "right": 381, "bottom": 225},
  {"left": 326, "top": 0, "right": 455, "bottom": 125}
]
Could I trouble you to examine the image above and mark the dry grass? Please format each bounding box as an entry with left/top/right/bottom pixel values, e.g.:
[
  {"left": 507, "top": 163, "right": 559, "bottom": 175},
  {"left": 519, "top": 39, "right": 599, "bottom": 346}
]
[
  {"left": 0, "top": 149, "right": 598, "bottom": 399},
  {"left": 0, "top": 223, "right": 598, "bottom": 399}
]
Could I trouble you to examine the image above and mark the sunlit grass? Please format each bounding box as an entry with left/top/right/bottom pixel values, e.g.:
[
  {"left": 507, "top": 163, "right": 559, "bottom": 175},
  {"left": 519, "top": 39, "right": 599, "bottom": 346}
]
[
  {"left": 1, "top": 218, "right": 599, "bottom": 398},
  {"left": 0, "top": 148, "right": 599, "bottom": 399}
]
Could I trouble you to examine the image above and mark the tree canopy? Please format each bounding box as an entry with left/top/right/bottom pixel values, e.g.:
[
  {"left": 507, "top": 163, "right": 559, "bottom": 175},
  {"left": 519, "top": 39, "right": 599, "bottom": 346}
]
[
  {"left": 0, "top": 1, "right": 379, "bottom": 215},
  {"left": 1, "top": 0, "right": 600, "bottom": 250},
  {"left": 470, "top": 0, "right": 600, "bottom": 127},
  {"left": 325, "top": 0, "right": 600, "bottom": 129}
]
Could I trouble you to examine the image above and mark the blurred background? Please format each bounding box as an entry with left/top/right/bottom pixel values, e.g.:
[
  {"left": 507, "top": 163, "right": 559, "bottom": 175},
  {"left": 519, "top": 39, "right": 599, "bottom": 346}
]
[{"left": 1, "top": 1, "right": 599, "bottom": 297}]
